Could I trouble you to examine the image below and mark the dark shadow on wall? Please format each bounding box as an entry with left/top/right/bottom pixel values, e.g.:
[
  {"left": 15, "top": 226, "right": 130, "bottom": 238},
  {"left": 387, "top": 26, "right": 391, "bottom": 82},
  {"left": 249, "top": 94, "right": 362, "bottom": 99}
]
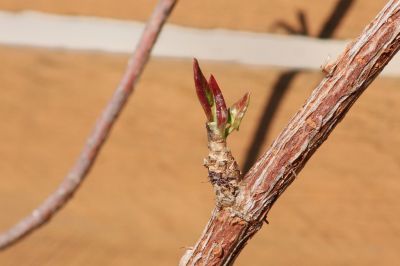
[
  {"left": 270, "top": 10, "right": 309, "bottom": 36},
  {"left": 318, "top": 0, "right": 354, "bottom": 39},
  {"left": 242, "top": 0, "right": 355, "bottom": 173}
]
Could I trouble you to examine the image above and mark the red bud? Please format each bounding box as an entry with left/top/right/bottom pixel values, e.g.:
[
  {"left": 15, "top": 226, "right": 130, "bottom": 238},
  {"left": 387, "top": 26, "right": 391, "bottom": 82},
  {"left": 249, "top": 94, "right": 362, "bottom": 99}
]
[
  {"left": 193, "top": 58, "right": 213, "bottom": 121},
  {"left": 208, "top": 75, "right": 228, "bottom": 127}
]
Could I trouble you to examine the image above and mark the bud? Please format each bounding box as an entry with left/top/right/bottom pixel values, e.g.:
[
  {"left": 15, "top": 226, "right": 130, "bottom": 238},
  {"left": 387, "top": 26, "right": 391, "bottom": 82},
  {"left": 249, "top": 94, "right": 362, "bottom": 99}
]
[
  {"left": 226, "top": 92, "right": 250, "bottom": 135},
  {"left": 208, "top": 75, "right": 228, "bottom": 128},
  {"left": 193, "top": 58, "right": 213, "bottom": 121}
]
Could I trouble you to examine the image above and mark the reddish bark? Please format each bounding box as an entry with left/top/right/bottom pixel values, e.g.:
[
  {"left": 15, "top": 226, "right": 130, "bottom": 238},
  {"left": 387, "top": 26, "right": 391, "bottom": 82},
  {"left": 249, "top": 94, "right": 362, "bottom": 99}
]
[{"left": 181, "top": 1, "right": 400, "bottom": 265}]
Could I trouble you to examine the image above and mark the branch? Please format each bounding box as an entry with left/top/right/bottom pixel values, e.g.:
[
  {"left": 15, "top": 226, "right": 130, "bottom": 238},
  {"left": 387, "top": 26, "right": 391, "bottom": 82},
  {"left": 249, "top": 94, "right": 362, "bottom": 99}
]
[
  {"left": 0, "top": 0, "right": 178, "bottom": 250},
  {"left": 180, "top": 1, "right": 400, "bottom": 265}
]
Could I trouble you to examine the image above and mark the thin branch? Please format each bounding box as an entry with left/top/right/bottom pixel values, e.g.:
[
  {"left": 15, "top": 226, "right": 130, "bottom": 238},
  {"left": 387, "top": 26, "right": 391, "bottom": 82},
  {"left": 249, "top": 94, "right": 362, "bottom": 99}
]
[
  {"left": 0, "top": 0, "right": 178, "bottom": 250},
  {"left": 180, "top": 0, "right": 400, "bottom": 265}
]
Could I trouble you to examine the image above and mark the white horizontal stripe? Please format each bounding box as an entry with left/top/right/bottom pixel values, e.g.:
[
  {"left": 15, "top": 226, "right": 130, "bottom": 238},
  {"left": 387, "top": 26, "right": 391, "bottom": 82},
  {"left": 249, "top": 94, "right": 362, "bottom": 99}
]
[{"left": 0, "top": 10, "right": 398, "bottom": 76}]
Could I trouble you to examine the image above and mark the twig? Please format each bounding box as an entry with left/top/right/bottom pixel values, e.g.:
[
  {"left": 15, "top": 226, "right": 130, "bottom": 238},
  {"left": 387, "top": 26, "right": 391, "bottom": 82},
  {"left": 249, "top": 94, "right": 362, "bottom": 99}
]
[
  {"left": 180, "top": 0, "right": 400, "bottom": 265},
  {"left": 0, "top": 0, "right": 178, "bottom": 250}
]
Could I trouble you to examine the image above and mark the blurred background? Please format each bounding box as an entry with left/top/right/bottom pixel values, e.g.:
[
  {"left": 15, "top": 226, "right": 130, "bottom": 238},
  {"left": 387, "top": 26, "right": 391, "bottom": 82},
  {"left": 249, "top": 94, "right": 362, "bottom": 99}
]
[{"left": 1, "top": 0, "right": 400, "bottom": 265}]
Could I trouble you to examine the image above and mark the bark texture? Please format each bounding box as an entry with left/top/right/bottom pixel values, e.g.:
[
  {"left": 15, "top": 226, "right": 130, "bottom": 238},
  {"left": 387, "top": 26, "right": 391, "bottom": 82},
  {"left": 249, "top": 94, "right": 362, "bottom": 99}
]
[
  {"left": 204, "top": 125, "right": 242, "bottom": 208},
  {"left": 180, "top": 1, "right": 400, "bottom": 265}
]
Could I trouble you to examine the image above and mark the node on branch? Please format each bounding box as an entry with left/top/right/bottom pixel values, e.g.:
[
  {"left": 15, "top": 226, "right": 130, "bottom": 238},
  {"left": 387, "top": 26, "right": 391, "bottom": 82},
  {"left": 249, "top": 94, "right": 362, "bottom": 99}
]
[{"left": 193, "top": 58, "right": 250, "bottom": 208}]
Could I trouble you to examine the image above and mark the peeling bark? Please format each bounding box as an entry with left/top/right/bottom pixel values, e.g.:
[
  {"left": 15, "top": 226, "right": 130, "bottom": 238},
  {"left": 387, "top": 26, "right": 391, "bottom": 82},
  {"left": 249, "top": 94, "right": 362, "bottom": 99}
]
[
  {"left": 204, "top": 124, "right": 242, "bottom": 208},
  {"left": 181, "top": 1, "right": 400, "bottom": 265}
]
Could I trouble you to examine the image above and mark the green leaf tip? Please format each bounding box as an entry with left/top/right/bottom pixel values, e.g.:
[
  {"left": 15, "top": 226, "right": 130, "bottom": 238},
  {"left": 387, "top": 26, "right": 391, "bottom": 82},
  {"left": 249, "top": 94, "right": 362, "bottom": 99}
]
[{"left": 225, "top": 92, "right": 250, "bottom": 136}]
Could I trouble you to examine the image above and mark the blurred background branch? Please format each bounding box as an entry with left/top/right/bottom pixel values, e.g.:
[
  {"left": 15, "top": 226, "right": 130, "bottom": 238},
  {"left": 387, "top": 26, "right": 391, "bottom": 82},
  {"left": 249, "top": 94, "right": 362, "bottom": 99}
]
[{"left": 0, "top": 0, "right": 177, "bottom": 251}]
